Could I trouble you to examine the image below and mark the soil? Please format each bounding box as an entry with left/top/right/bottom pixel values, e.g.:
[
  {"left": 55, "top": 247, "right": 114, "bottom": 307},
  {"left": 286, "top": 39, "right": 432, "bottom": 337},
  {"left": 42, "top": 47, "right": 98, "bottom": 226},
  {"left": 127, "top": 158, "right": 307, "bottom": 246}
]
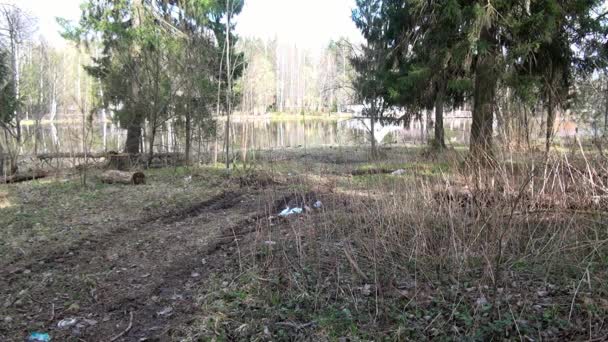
[
  {"left": 0, "top": 168, "right": 297, "bottom": 341},
  {"left": 2, "top": 147, "right": 607, "bottom": 341}
]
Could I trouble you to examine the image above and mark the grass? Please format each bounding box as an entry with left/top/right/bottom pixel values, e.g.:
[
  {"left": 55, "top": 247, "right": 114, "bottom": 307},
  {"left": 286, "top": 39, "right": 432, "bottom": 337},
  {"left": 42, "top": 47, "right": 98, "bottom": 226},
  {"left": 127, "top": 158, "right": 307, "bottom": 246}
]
[
  {"left": 0, "top": 166, "right": 229, "bottom": 264},
  {"left": 174, "top": 147, "right": 608, "bottom": 340},
  {"left": 2, "top": 145, "right": 608, "bottom": 341}
]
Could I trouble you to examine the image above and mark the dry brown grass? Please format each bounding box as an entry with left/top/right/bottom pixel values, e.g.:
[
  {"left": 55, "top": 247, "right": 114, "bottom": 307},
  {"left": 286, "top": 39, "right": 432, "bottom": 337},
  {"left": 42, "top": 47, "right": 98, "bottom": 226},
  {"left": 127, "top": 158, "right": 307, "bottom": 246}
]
[{"left": 219, "top": 149, "right": 608, "bottom": 340}]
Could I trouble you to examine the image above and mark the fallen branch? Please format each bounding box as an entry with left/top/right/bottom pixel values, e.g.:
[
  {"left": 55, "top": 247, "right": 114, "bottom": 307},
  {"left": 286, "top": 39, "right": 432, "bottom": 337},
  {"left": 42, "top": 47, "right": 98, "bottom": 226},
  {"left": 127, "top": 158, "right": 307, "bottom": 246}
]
[
  {"left": 2, "top": 170, "right": 48, "bottom": 184},
  {"left": 275, "top": 321, "right": 317, "bottom": 330},
  {"left": 110, "top": 311, "right": 133, "bottom": 342},
  {"left": 37, "top": 152, "right": 108, "bottom": 160},
  {"left": 343, "top": 244, "right": 369, "bottom": 281},
  {"left": 351, "top": 168, "right": 395, "bottom": 176}
]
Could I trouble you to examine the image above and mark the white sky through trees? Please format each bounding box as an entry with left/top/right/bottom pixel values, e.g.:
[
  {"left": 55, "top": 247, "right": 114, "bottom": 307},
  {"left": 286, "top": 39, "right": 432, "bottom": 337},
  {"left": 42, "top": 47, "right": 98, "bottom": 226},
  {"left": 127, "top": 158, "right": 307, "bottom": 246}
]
[
  {"left": 8, "top": 0, "right": 362, "bottom": 50},
  {"left": 236, "top": 0, "right": 362, "bottom": 50}
]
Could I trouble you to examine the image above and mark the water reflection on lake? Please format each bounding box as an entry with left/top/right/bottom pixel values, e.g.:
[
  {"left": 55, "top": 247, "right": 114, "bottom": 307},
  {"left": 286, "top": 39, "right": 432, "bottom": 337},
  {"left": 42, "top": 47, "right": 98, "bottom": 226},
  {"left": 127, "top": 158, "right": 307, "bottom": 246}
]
[{"left": 20, "top": 116, "right": 473, "bottom": 155}]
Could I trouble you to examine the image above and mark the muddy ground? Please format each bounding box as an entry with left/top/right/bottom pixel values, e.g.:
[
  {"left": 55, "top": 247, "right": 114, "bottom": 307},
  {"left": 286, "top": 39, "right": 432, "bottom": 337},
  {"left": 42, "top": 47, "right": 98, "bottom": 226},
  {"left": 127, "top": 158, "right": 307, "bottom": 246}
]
[
  {"left": 1, "top": 166, "right": 294, "bottom": 341},
  {"left": 1, "top": 146, "right": 359, "bottom": 341},
  {"left": 2, "top": 147, "right": 608, "bottom": 341}
]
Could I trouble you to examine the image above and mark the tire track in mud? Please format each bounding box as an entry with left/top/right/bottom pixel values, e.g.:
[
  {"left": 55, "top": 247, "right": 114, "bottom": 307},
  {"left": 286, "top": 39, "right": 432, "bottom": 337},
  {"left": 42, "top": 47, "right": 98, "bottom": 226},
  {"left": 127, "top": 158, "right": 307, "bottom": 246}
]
[
  {"left": 82, "top": 192, "right": 295, "bottom": 341},
  {"left": 109, "top": 191, "right": 324, "bottom": 340},
  {"left": 103, "top": 211, "right": 268, "bottom": 341},
  {"left": 1, "top": 190, "right": 245, "bottom": 280},
  {"left": 1, "top": 189, "right": 296, "bottom": 341},
  {"left": 1, "top": 190, "right": 250, "bottom": 340}
]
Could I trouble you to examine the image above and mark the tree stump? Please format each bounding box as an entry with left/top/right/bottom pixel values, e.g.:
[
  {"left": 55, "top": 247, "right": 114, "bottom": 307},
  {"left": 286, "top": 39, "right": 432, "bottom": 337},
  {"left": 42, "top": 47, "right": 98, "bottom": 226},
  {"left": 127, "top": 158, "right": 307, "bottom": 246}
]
[{"left": 100, "top": 170, "right": 146, "bottom": 185}]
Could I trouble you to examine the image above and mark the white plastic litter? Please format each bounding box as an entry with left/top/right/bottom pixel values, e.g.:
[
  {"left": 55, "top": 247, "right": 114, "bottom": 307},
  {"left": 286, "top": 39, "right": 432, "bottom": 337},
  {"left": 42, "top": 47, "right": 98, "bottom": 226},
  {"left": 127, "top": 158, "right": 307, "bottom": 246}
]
[
  {"left": 391, "top": 169, "right": 406, "bottom": 175},
  {"left": 313, "top": 200, "right": 323, "bottom": 208},
  {"left": 57, "top": 318, "right": 78, "bottom": 329},
  {"left": 279, "top": 207, "right": 303, "bottom": 217}
]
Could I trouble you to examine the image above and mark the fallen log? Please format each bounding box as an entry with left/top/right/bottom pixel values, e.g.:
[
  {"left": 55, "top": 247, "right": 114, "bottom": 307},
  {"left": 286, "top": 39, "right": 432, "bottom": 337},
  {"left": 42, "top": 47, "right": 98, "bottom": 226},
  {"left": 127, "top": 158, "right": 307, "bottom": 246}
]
[
  {"left": 2, "top": 170, "right": 49, "bottom": 184},
  {"left": 351, "top": 168, "right": 395, "bottom": 176},
  {"left": 37, "top": 152, "right": 108, "bottom": 160},
  {"left": 100, "top": 170, "right": 146, "bottom": 185}
]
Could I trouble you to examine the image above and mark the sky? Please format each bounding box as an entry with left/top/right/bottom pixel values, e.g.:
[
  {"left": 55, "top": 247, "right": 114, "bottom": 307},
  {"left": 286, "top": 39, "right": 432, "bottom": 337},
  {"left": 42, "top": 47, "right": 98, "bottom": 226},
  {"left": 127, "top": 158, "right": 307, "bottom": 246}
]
[
  {"left": 7, "top": 0, "right": 83, "bottom": 46},
  {"left": 8, "top": 0, "right": 362, "bottom": 50},
  {"left": 235, "top": 0, "right": 362, "bottom": 50}
]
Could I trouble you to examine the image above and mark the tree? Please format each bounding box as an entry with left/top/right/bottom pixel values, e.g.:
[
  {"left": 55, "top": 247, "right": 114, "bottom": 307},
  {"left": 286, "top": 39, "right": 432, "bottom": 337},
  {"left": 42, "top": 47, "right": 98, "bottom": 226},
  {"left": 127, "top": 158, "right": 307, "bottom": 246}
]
[
  {"left": 351, "top": 0, "right": 393, "bottom": 159},
  {"left": 0, "top": 49, "right": 17, "bottom": 175},
  {"left": 383, "top": 0, "right": 472, "bottom": 150},
  {"left": 508, "top": 0, "right": 608, "bottom": 152},
  {"left": 358, "top": 0, "right": 608, "bottom": 160},
  {"left": 0, "top": 4, "right": 35, "bottom": 143},
  {"left": 62, "top": 0, "right": 239, "bottom": 160},
  {"left": 238, "top": 38, "right": 276, "bottom": 114}
]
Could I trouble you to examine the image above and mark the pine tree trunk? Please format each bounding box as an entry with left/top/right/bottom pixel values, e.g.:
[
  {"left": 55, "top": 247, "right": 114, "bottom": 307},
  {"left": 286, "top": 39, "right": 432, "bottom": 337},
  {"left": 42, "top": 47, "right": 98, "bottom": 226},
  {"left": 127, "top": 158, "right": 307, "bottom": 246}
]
[
  {"left": 0, "top": 144, "right": 4, "bottom": 177},
  {"left": 434, "top": 80, "right": 446, "bottom": 149},
  {"left": 470, "top": 26, "right": 497, "bottom": 161},
  {"left": 545, "top": 93, "right": 555, "bottom": 152},
  {"left": 124, "top": 0, "right": 142, "bottom": 155},
  {"left": 148, "top": 124, "right": 156, "bottom": 166},
  {"left": 370, "top": 110, "right": 377, "bottom": 159},
  {"left": 545, "top": 63, "right": 560, "bottom": 152},
  {"left": 185, "top": 112, "right": 192, "bottom": 163},
  {"left": 124, "top": 118, "right": 142, "bottom": 154},
  {"left": 604, "top": 76, "right": 607, "bottom": 135}
]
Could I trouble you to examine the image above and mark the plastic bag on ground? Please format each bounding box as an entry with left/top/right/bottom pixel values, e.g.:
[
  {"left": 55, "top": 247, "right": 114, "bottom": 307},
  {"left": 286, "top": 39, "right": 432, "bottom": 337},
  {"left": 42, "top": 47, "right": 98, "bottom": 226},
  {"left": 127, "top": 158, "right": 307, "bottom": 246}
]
[{"left": 279, "top": 207, "right": 303, "bottom": 217}]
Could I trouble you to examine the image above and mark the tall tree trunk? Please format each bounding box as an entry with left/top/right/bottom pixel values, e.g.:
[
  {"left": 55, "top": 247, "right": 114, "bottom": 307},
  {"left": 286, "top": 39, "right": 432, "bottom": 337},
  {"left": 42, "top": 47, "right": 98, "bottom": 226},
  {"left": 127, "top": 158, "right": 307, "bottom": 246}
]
[
  {"left": 469, "top": 26, "right": 497, "bottom": 161},
  {"left": 124, "top": 0, "right": 142, "bottom": 155},
  {"left": 10, "top": 29, "right": 20, "bottom": 142},
  {"left": 148, "top": 123, "right": 156, "bottom": 165},
  {"left": 545, "top": 63, "right": 560, "bottom": 152},
  {"left": 224, "top": 0, "right": 232, "bottom": 169},
  {"left": 545, "top": 93, "right": 555, "bottom": 152},
  {"left": 370, "top": 103, "right": 377, "bottom": 159},
  {"left": 604, "top": 75, "right": 607, "bottom": 135},
  {"left": 185, "top": 112, "right": 192, "bottom": 163},
  {"left": 125, "top": 117, "right": 143, "bottom": 154},
  {"left": 434, "top": 79, "right": 446, "bottom": 149},
  {"left": 0, "top": 142, "right": 4, "bottom": 177}
]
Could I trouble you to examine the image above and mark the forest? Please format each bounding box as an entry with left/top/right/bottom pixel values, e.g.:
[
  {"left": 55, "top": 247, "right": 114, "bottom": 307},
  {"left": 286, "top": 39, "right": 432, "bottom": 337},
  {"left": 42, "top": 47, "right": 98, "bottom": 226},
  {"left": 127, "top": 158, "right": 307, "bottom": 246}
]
[{"left": 1, "top": 0, "right": 608, "bottom": 341}]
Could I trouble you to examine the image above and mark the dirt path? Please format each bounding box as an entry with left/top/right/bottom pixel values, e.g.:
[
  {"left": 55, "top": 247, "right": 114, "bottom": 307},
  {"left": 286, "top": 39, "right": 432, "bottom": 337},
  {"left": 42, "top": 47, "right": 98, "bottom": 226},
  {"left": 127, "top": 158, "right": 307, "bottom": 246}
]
[{"left": 1, "top": 187, "right": 278, "bottom": 341}]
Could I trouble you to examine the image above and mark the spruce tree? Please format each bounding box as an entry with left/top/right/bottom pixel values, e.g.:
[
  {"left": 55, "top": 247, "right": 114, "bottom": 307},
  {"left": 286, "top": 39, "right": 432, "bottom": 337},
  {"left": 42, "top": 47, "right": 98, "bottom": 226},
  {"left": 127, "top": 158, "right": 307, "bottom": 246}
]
[{"left": 356, "top": 0, "right": 608, "bottom": 159}]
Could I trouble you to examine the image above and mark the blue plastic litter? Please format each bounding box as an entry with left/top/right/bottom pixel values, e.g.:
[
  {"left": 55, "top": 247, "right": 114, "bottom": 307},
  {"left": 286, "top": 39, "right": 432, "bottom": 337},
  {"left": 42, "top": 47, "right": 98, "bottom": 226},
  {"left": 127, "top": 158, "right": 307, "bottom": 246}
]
[{"left": 27, "top": 332, "right": 51, "bottom": 342}]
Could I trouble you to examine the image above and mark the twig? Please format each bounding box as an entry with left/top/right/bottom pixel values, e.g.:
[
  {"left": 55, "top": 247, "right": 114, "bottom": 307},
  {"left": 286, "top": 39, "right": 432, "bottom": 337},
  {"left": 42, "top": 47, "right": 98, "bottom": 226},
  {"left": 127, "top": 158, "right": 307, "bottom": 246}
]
[
  {"left": 568, "top": 266, "right": 589, "bottom": 322},
  {"left": 110, "top": 311, "right": 133, "bottom": 342},
  {"left": 275, "top": 321, "right": 317, "bottom": 330},
  {"left": 423, "top": 312, "right": 442, "bottom": 331},
  {"left": 343, "top": 244, "right": 369, "bottom": 281},
  {"left": 230, "top": 226, "right": 243, "bottom": 271},
  {"left": 49, "top": 303, "right": 55, "bottom": 322}
]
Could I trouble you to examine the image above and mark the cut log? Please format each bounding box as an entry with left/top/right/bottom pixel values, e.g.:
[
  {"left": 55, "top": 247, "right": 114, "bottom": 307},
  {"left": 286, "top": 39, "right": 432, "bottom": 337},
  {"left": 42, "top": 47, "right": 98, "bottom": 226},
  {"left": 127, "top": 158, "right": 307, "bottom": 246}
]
[
  {"left": 2, "top": 170, "right": 49, "bottom": 184},
  {"left": 100, "top": 170, "right": 146, "bottom": 185}
]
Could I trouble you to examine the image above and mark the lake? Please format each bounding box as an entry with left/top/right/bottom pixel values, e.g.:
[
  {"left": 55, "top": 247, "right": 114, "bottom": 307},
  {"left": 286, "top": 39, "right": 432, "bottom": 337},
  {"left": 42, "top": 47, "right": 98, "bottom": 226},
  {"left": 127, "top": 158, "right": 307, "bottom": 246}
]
[{"left": 17, "top": 116, "right": 474, "bottom": 157}]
